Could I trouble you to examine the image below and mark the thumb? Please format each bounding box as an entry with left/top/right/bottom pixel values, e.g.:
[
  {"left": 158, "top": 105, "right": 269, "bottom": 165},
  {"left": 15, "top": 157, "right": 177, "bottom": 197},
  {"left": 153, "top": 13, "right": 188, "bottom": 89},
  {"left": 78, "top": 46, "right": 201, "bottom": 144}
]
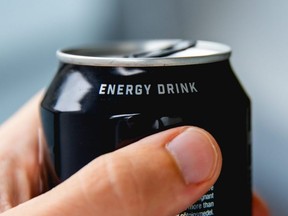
[{"left": 1, "top": 126, "right": 222, "bottom": 216}]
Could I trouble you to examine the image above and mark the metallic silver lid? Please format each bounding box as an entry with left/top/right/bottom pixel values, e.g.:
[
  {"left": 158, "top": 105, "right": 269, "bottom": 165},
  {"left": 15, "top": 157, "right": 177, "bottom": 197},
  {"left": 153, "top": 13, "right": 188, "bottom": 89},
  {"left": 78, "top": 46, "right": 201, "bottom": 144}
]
[{"left": 57, "top": 40, "right": 231, "bottom": 67}]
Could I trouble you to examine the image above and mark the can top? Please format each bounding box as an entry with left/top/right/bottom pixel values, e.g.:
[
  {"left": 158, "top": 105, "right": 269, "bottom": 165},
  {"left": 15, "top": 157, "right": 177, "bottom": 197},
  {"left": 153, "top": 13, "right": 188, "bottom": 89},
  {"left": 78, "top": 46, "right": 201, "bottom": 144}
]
[{"left": 57, "top": 39, "right": 231, "bottom": 67}]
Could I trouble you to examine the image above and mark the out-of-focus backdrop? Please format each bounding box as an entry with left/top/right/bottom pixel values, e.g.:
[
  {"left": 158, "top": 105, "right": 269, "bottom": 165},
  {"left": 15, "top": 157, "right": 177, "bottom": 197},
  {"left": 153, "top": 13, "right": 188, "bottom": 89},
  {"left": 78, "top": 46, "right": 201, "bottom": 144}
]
[{"left": 1, "top": 1, "right": 287, "bottom": 215}]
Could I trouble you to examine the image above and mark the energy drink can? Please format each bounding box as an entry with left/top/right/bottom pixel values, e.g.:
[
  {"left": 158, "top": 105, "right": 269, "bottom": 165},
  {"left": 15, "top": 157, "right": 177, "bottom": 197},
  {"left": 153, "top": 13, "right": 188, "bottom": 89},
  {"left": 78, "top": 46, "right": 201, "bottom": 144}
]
[{"left": 40, "top": 39, "right": 252, "bottom": 215}]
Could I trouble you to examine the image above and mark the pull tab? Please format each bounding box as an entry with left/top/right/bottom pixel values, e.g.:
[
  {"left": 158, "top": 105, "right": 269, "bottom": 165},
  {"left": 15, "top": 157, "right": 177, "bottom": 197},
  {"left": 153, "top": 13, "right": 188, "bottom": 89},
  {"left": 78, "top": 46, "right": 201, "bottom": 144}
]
[{"left": 126, "top": 40, "right": 196, "bottom": 58}]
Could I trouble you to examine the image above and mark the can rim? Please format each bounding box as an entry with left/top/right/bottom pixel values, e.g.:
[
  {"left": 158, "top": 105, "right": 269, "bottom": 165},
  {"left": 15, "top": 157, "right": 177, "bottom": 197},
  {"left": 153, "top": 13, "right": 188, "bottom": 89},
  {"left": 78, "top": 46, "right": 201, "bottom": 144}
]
[{"left": 56, "top": 40, "right": 232, "bottom": 67}]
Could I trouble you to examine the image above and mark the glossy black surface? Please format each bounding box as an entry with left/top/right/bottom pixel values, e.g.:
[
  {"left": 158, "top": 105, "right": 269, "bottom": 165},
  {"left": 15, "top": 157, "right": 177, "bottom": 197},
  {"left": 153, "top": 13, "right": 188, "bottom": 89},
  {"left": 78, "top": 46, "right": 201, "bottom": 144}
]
[{"left": 41, "top": 60, "right": 251, "bottom": 215}]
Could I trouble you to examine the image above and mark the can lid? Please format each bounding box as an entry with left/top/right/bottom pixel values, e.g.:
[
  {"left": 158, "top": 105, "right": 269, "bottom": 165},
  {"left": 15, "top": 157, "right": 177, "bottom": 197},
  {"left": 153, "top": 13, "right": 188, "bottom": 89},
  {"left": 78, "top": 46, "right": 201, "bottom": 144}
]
[{"left": 57, "top": 39, "right": 231, "bottom": 67}]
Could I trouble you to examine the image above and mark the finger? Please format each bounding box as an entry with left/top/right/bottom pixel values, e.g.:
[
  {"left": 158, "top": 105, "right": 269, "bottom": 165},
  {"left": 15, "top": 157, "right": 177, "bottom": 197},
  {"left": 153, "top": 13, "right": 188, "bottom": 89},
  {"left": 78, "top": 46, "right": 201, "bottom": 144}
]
[
  {"left": 1, "top": 126, "right": 222, "bottom": 216},
  {"left": 0, "top": 90, "right": 43, "bottom": 141},
  {"left": 0, "top": 161, "right": 15, "bottom": 212},
  {"left": 0, "top": 90, "right": 58, "bottom": 212},
  {"left": 253, "top": 192, "right": 270, "bottom": 216},
  {"left": 0, "top": 91, "right": 43, "bottom": 211}
]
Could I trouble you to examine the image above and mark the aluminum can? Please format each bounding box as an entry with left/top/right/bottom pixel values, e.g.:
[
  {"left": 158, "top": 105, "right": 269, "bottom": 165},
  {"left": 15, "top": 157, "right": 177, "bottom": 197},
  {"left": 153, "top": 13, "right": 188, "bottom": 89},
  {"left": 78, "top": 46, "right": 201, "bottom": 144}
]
[{"left": 40, "top": 39, "right": 252, "bottom": 215}]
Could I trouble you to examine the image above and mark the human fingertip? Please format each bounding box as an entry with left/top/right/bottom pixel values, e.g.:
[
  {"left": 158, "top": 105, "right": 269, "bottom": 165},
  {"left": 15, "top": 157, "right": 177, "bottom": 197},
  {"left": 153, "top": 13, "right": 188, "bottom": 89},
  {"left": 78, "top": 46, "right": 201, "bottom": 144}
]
[
  {"left": 166, "top": 127, "right": 221, "bottom": 185},
  {"left": 253, "top": 193, "right": 271, "bottom": 216}
]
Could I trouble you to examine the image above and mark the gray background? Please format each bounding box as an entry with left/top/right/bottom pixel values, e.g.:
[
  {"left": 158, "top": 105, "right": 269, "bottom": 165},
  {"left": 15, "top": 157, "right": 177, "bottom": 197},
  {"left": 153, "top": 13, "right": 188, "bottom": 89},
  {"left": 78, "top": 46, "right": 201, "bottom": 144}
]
[{"left": 1, "top": 1, "right": 287, "bottom": 215}]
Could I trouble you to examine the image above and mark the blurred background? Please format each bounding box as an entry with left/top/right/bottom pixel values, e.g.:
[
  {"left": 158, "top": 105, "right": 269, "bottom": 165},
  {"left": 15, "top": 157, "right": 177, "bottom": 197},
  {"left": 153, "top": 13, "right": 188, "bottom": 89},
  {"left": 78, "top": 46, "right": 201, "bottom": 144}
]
[{"left": 1, "top": 0, "right": 287, "bottom": 215}]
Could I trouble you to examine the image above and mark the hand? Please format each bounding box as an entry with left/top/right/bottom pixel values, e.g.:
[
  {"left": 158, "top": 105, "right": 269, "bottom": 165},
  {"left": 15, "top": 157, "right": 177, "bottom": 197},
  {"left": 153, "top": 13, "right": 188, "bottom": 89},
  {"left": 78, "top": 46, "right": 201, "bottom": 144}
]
[{"left": 0, "top": 91, "right": 270, "bottom": 216}]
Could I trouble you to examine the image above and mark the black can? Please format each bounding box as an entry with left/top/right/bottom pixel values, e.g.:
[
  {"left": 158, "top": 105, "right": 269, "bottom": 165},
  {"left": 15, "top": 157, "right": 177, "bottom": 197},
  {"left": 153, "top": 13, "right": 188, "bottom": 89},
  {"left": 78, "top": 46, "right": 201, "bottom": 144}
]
[{"left": 40, "top": 39, "right": 252, "bottom": 215}]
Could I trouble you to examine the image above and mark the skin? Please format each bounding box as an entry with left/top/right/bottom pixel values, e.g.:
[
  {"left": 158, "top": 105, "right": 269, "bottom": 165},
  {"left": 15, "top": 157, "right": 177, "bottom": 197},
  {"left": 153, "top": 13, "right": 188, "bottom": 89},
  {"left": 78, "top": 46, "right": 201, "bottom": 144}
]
[{"left": 0, "top": 91, "right": 270, "bottom": 216}]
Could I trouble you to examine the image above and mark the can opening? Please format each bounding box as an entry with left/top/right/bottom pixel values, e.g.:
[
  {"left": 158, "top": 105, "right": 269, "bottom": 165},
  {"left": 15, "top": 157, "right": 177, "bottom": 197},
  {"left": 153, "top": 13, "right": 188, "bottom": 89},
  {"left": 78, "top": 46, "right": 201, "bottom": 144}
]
[{"left": 124, "top": 40, "right": 196, "bottom": 58}]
